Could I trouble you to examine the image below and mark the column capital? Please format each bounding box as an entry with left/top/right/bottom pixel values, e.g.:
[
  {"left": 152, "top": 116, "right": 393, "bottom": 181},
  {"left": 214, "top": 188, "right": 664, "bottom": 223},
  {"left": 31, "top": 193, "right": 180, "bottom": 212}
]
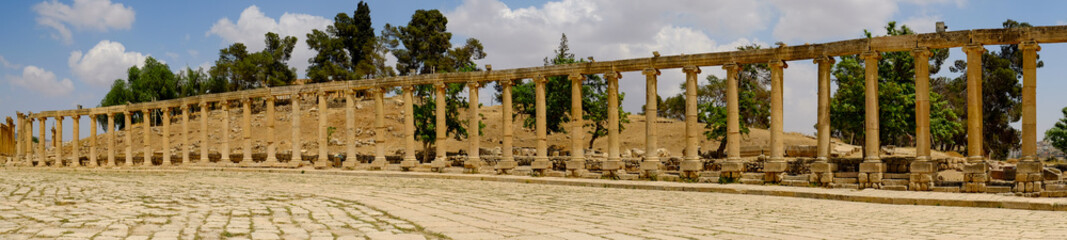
[
  {"left": 366, "top": 87, "right": 382, "bottom": 95},
  {"left": 813, "top": 56, "right": 836, "bottom": 64},
  {"left": 1020, "top": 41, "right": 1041, "bottom": 52},
  {"left": 198, "top": 101, "right": 207, "bottom": 107},
  {"left": 860, "top": 51, "right": 881, "bottom": 61},
  {"left": 466, "top": 80, "right": 482, "bottom": 88},
  {"left": 642, "top": 68, "right": 660, "bottom": 76},
  {"left": 682, "top": 65, "right": 701, "bottom": 74},
  {"left": 567, "top": 73, "right": 585, "bottom": 83},
  {"left": 768, "top": 59, "right": 789, "bottom": 69},
  {"left": 142, "top": 109, "right": 151, "bottom": 114},
  {"left": 910, "top": 48, "right": 933, "bottom": 58},
  {"left": 241, "top": 97, "right": 252, "bottom": 104},
  {"left": 401, "top": 85, "right": 415, "bottom": 92},
  {"left": 603, "top": 71, "right": 621, "bottom": 80},
  {"left": 533, "top": 75, "right": 548, "bottom": 84},
  {"left": 180, "top": 104, "right": 189, "bottom": 110},
  {"left": 722, "top": 63, "right": 740, "bottom": 72},
  {"left": 433, "top": 81, "right": 446, "bottom": 89},
  {"left": 56, "top": 115, "right": 65, "bottom": 120},
  {"left": 498, "top": 78, "right": 516, "bottom": 87},
  {"left": 962, "top": 44, "right": 986, "bottom": 55}
]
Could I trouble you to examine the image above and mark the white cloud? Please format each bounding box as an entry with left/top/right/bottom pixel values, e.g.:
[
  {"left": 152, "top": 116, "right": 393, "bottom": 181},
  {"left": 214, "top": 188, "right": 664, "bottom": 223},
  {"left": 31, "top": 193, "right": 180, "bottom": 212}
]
[
  {"left": 68, "top": 40, "right": 148, "bottom": 87},
  {"left": 771, "top": 0, "right": 899, "bottom": 43},
  {"left": 901, "top": 14, "right": 942, "bottom": 34},
  {"left": 0, "top": 55, "right": 22, "bottom": 70},
  {"left": 207, "top": 5, "right": 332, "bottom": 77},
  {"left": 33, "top": 0, "right": 135, "bottom": 44},
  {"left": 7, "top": 66, "right": 74, "bottom": 96}
]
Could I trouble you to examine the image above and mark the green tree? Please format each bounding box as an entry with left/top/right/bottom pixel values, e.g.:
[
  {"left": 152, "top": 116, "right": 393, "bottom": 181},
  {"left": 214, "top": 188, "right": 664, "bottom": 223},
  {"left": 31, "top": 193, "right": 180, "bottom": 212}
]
[
  {"left": 830, "top": 22, "right": 960, "bottom": 153},
  {"left": 383, "top": 9, "right": 486, "bottom": 160},
  {"left": 177, "top": 67, "right": 208, "bottom": 97},
  {"left": 210, "top": 32, "right": 297, "bottom": 91},
  {"left": 97, "top": 57, "right": 178, "bottom": 130},
  {"left": 306, "top": 2, "right": 393, "bottom": 82},
  {"left": 1046, "top": 107, "right": 1067, "bottom": 155}
]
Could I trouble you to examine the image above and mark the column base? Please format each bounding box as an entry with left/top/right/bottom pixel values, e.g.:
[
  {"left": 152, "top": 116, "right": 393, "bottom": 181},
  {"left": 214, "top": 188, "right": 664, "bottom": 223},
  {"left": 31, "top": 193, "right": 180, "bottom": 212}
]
[
  {"left": 464, "top": 157, "right": 482, "bottom": 173},
  {"left": 238, "top": 158, "right": 253, "bottom": 167},
  {"left": 640, "top": 160, "right": 661, "bottom": 179},
  {"left": 531, "top": 157, "right": 551, "bottom": 175},
  {"left": 369, "top": 157, "right": 387, "bottom": 170},
  {"left": 495, "top": 159, "right": 517, "bottom": 174},
  {"left": 762, "top": 161, "right": 787, "bottom": 184},
  {"left": 962, "top": 162, "right": 988, "bottom": 193},
  {"left": 400, "top": 159, "right": 418, "bottom": 171},
  {"left": 263, "top": 157, "right": 280, "bottom": 168},
  {"left": 1013, "top": 161, "right": 1044, "bottom": 193},
  {"left": 430, "top": 158, "right": 448, "bottom": 172},
  {"left": 858, "top": 162, "right": 885, "bottom": 189},
  {"left": 680, "top": 159, "right": 702, "bottom": 179},
  {"left": 909, "top": 161, "right": 937, "bottom": 191},
  {"left": 340, "top": 158, "right": 358, "bottom": 170},
  {"left": 809, "top": 161, "right": 835, "bottom": 186},
  {"left": 566, "top": 159, "right": 584, "bottom": 170},
  {"left": 314, "top": 157, "right": 329, "bottom": 169}
]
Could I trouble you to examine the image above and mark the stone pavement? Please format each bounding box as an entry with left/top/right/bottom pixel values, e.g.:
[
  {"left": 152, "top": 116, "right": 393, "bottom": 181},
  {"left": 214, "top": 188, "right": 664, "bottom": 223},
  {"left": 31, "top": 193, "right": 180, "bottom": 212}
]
[{"left": 2, "top": 169, "right": 1067, "bottom": 239}]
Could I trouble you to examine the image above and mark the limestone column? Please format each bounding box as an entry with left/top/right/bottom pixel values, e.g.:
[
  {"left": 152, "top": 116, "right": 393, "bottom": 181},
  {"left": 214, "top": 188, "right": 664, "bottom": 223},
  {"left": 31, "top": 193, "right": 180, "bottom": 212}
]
[
  {"left": 640, "top": 68, "right": 661, "bottom": 176},
  {"left": 124, "top": 111, "right": 132, "bottom": 167},
  {"left": 343, "top": 90, "right": 357, "bottom": 169},
  {"left": 371, "top": 88, "right": 387, "bottom": 169},
  {"left": 28, "top": 117, "right": 35, "bottom": 166},
  {"left": 38, "top": 117, "right": 45, "bottom": 167},
  {"left": 463, "top": 82, "right": 482, "bottom": 171},
  {"left": 143, "top": 109, "right": 151, "bottom": 166},
  {"left": 496, "top": 79, "right": 517, "bottom": 173},
  {"left": 680, "top": 66, "right": 702, "bottom": 177},
  {"left": 531, "top": 76, "right": 550, "bottom": 173},
  {"left": 859, "top": 51, "right": 884, "bottom": 189},
  {"left": 290, "top": 94, "right": 303, "bottom": 167},
  {"left": 431, "top": 82, "right": 448, "bottom": 170},
  {"left": 264, "top": 96, "right": 279, "bottom": 167},
  {"left": 722, "top": 64, "right": 743, "bottom": 178},
  {"left": 316, "top": 92, "right": 328, "bottom": 168},
  {"left": 764, "top": 60, "right": 788, "bottom": 182},
  {"left": 402, "top": 86, "right": 418, "bottom": 170},
  {"left": 910, "top": 49, "right": 936, "bottom": 191},
  {"left": 89, "top": 114, "right": 97, "bottom": 167},
  {"left": 55, "top": 115, "right": 63, "bottom": 167},
  {"left": 72, "top": 114, "right": 80, "bottom": 167},
  {"left": 14, "top": 114, "right": 22, "bottom": 164},
  {"left": 199, "top": 102, "right": 209, "bottom": 165},
  {"left": 220, "top": 101, "right": 231, "bottom": 165},
  {"left": 1016, "top": 42, "right": 1043, "bottom": 193},
  {"left": 603, "top": 72, "right": 622, "bottom": 174},
  {"left": 107, "top": 113, "right": 115, "bottom": 167},
  {"left": 181, "top": 104, "right": 189, "bottom": 165},
  {"left": 162, "top": 108, "right": 171, "bottom": 166},
  {"left": 812, "top": 57, "right": 835, "bottom": 186},
  {"left": 566, "top": 74, "right": 585, "bottom": 176},
  {"left": 961, "top": 45, "right": 988, "bottom": 193},
  {"left": 241, "top": 98, "right": 253, "bottom": 167}
]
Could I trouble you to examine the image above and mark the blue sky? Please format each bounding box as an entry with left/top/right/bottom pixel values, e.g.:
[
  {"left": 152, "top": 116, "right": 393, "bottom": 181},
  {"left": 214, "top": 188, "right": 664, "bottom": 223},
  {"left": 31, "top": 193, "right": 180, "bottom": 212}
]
[{"left": 2, "top": 0, "right": 1066, "bottom": 142}]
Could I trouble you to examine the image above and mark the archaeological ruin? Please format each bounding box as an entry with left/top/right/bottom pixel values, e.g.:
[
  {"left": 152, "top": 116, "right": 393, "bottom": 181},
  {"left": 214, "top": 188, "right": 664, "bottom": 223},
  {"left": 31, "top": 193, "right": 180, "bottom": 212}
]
[{"left": 4, "top": 25, "right": 1067, "bottom": 197}]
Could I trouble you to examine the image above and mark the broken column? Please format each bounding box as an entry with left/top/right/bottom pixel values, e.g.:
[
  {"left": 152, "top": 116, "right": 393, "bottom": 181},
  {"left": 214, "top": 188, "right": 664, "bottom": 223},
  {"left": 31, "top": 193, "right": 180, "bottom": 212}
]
[
  {"left": 910, "top": 48, "right": 936, "bottom": 191},
  {"left": 641, "top": 68, "right": 661, "bottom": 177},
  {"left": 531, "top": 76, "right": 550, "bottom": 174},
  {"left": 1016, "top": 42, "right": 1043, "bottom": 193},
  {"left": 858, "top": 51, "right": 884, "bottom": 189},
  {"left": 764, "top": 60, "right": 788, "bottom": 183},
  {"left": 811, "top": 57, "right": 835, "bottom": 186},
  {"left": 680, "top": 66, "right": 702, "bottom": 178},
  {"left": 566, "top": 74, "right": 585, "bottom": 177},
  {"left": 496, "top": 79, "right": 517, "bottom": 174},
  {"left": 962, "top": 45, "right": 988, "bottom": 193}
]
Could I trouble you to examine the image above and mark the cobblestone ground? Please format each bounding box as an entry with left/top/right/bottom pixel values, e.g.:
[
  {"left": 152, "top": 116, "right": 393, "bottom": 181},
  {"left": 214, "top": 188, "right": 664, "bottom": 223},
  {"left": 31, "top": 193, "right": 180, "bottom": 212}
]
[{"left": 2, "top": 170, "right": 1067, "bottom": 240}]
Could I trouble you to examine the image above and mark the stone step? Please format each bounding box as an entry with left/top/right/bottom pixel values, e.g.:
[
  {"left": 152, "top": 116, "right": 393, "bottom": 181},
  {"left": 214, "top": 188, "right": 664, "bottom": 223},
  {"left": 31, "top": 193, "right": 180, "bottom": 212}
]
[
  {"left": 986, "top": 186, "right": 1011, "bottom": 193},
  {"left": 1047, "top": 184, "right": 1067, "bottom": 191},
  {"left": 883, "top": 185, "right": 907, "bottom": 191},
  {"left": 783, "top": 174, "right": 809, "bottom": 181},
  {"left": 833, "top": 177, "right": 858, "bottom": 184},
  {"left": 699, "top": 171, "right": 721, "bottom": 178},
  {"left": 782, "top": 180, "right": 810, "bottom": 187},
  {"left": 740, "top": 179, "right": 764, "bottom": 185},
  {"left": 884, "top": 173, "right": 910, "bottom": 179},
  {"left": 834, "top": 172, "right": 858, "bottom": 178},
  {"left": 833, "top": 183, "right": 859, "bottom": 189},
  {"left": 883, "top": 179, "right": 909, "bottom": 186},
  {"left": 1041, "top": 191, "right": 1067, "bottom": 197},
  {"left": 741, "top": 173, "right": 764, "bottom": 179},
  {"left": 932, "top": 186, "right": 960, "bottom": 193}
]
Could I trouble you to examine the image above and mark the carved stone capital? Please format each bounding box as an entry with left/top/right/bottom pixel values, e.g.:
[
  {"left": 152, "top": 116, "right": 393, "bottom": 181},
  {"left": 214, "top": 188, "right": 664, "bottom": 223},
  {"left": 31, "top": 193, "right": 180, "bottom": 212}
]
[
  {"left": 768, "top": 59, "right": 788, "bottom": 69},
  {"left": 722, "top": 63, "right": 740, "bottom": 72},
  {"left": 401, "top": 85, "right": 415, "bottom": 92},
  {"left": 682, "top": 65, "right": 701, "bottom": 74},
  {"left": 962, "top": 44, "right": 986, "bottom": 55},
  {"left": 642, "top": 68, "right": 660, "bottom": 76},
  {"left": 498, "top": 79, "right": 515, "bottom": 87},
  {"left": 1020, "top": 41, "right": 1041, "bottom": 52},
  {"left": 567, "top": 73, "right": 585, "bottom": 83},
  {"left": 813, "top": 56, "right": 836, "bottom": 65},
  {"left": 910, "top": 48, "right": 932, "bottom": 59},
  {"left": 533, "top": 75, "right": 548, "bottom": 84},
  {"left": 603, "top": 71, "right": 621, "bottom": 80},
  {"left": 860, "top": 51, "right": 881, "bottom": 61},
  {"left": 466, "top": 81, "right": 481, "bottom": 89}
]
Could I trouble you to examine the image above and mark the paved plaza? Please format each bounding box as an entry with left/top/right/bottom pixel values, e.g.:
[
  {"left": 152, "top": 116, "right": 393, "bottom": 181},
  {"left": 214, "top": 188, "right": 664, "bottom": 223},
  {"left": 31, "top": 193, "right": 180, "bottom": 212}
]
[{"left": 2, "top": 169, "right": 1067, "bottom": 239}]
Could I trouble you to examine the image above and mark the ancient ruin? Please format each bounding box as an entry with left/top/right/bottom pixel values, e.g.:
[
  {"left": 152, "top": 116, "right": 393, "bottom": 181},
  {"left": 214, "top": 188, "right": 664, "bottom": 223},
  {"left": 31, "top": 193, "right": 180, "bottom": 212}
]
[{"left": 5, "top": 25, "right": 1066, "bottom": 196}]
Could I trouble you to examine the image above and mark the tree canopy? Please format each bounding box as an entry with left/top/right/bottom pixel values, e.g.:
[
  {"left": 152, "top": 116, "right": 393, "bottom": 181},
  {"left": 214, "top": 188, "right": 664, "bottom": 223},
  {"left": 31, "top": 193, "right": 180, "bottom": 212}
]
[
  {"left": 209, "top": 32, "right": 298, "bottom": 91},
  {"left": 1046, "top": 107, "right": 1067, "bottom": 157},
  {"left": 306, "top": 1, "right": 395, "bottom": 82}
]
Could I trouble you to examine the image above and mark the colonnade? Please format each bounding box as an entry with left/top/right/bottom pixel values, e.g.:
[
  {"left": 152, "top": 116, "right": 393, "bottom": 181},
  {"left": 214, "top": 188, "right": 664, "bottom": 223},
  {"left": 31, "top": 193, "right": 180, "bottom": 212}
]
[{"left": 7, "top": 26, "right": 1059, "bottom": 194}]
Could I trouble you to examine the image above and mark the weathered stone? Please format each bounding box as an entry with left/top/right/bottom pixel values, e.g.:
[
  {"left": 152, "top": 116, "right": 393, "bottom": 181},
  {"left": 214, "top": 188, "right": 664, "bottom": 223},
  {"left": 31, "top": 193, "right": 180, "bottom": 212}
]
[{"left": 763, "top": 161, "right": 787, "bottom": 173}]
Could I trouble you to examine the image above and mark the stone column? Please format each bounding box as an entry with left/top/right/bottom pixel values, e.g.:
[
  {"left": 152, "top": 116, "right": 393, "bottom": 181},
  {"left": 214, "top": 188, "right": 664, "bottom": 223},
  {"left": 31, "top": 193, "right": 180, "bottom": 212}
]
[
  {"left": 496, "top": 79, "right": 517, "bottom": 174},
  {"left": 764, "top": 60, "right": 788, "bottom": 183},
  {"left": 640, "top": 68, "right": 661, "bottom": 176},
  {"left": 680, "top": 66, "right": 702, "bottom": 178},
  {"left": 910, "top": 49, "right": 936, "bottom": 191},
  {"left": 531, "top": 76, "right": 550, "bottom": 174},
  {"left": 264, "top": 96, "right": 279, "bottom": 167},
  {"left": 38, "top": 117, "right": 45, "bottom": 167},
  {"left": 962, "top": 45, "right": 988, "bottom": 193},
  {"left": 199, "top": 102, "right": 209, "bottom": 165},
  {"left": 316, "top": 92, "right": 329, "bottom": 168},
  {"left": 370, "top": 88, "right": 387, "bottom": 169},
  {"left": 566, "top": 74, "right": 585, "bottom": 176},
  {"left": 603, "top": 71, "right": 622, "bottom": 175},
  {"left": 241, "top": 98, "right": 253, "bottom": 167},
  {"left": 55, "top": 116, "right": 63, "bottom": 167},
  {"left": 290, "top": 94, "right": 303, "bottom": 167},
  {"left": 27, "top": 117, "right": 35, "bottom": 166},
  {"left": 464, "top": 82, "right": 482, "bottom": 172},
  {"left": 14, "top": 114, "right": 22, "bottom": 165},
  {"left": 89, "top": 114, "right": 97, "bottom": 167},
  {"left": 72, "top": 114, "right": 80, "bottom": 167},
  {"left": 143, "top": 109, "right": 152, "bottom": 166},
  {"left": 431, "top": 82, "right": 448, "bottom": 171},
  {"left": 181, "top": 104, "right": 189, "bottom": 165},
  {"left": 108, "top": 113, "right": 115, "bottom": 167},
  {"left": 343, "top": 90, "right": 358, "bottom": 169},
  {"left": 812, "top": 57, "right": 835, "bottom": 186},
  {"left": 162, "top": 107, "right": 171, "bottom": 166},
  {"left": 859, "top": 51, "right": 884, "bottom": 189},
  {"left": 402, "top": 86, "right": 418, "bottom": 170},
  {"left": 1016, "top": 42, "right": 1043, "bottom": 193},
  {"left": 125, "top": 111, "right": 132, "bottom": 167},
  {"left": 220, "top": 101, "right": 231, "bottom": 165},
  {"left": 723, "top": 65, "right": 743, "bottom": 173}
]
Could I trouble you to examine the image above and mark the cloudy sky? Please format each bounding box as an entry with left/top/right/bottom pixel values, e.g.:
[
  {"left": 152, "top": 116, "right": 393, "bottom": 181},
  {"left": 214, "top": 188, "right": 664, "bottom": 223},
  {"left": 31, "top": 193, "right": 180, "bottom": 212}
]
[{"left": 2, "top": 0, "right": 1067, "bottom": 141}]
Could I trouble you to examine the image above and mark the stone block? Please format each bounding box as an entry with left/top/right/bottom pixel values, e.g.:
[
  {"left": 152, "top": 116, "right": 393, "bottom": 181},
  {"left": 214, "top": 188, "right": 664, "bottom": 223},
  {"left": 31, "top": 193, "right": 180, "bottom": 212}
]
[
  {"left": 720, "top": 161, "right": 744, "bottom": 172},
  {"left": 833, "top": 177, "right": 857, "bottom": 184},
  {"left": 400, "top": 160, "right": 417, "bottom": 169},
  {"left": 679, "top": 160, "right": 702, "bottom": 172},
  {"left": 858, "top": 162, "right": 884, "bottom": 173},
  {"left": 932, "top": 186, "right": 960, "bottom": 192},
  {"left": 883, "top": 185, "right": 907, "bottom": 191},
  {"left": 910, "top": 161, "right": 936, "bottom": 173},
  {"left": 601, "top": 160, "right": 622, "bottom": 171},
  {"left": 566, "top": 160, "right": 584, "bottom": 170},
  {"left": 640, "top": 161, "right": 661, "bottom": 171},
  {"left": 810, "top": 162, "right": 833, "bottom": 173},
  {"left": 763, "top": 161, "right": 787, "bottom": 173},
  {"left": 963, "top": 163, "right": 988, "bottom": 174},
  {"left": 1044, "top": 168, "right": 1062, "bottom": 181},
  {"left": 819, "top": 173, "right": 833, "bottom": 183},
  {"left": 1017, "top": 161, "right": 1043, "bottom": 173},
  {"left": 857, "top": 173, "right": 868, "bottom": 184},
  {"left": 545, "top": 171, "right": 565, "bottom": 177},
  {"left": 1030, "top": 173, "right": 1044, "bottom": 182},
  {"left": 740, "top": 179, "right": 763, "bottom": 185},
  {"left": 868, "top": 172, "right": 883, "bottom": 183},
  {"left": 530, "top": 159, "right": 550, "bottom": 170},
  {"left": 495, "top": 160, "right": 517, "bottom": 170}
]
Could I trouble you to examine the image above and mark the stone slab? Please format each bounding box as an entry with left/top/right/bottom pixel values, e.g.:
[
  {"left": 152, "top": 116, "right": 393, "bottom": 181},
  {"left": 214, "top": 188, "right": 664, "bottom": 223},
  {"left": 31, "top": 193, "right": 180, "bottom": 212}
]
[{"left": 763, "top": 161, "right": 787, "bottom": 173}]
